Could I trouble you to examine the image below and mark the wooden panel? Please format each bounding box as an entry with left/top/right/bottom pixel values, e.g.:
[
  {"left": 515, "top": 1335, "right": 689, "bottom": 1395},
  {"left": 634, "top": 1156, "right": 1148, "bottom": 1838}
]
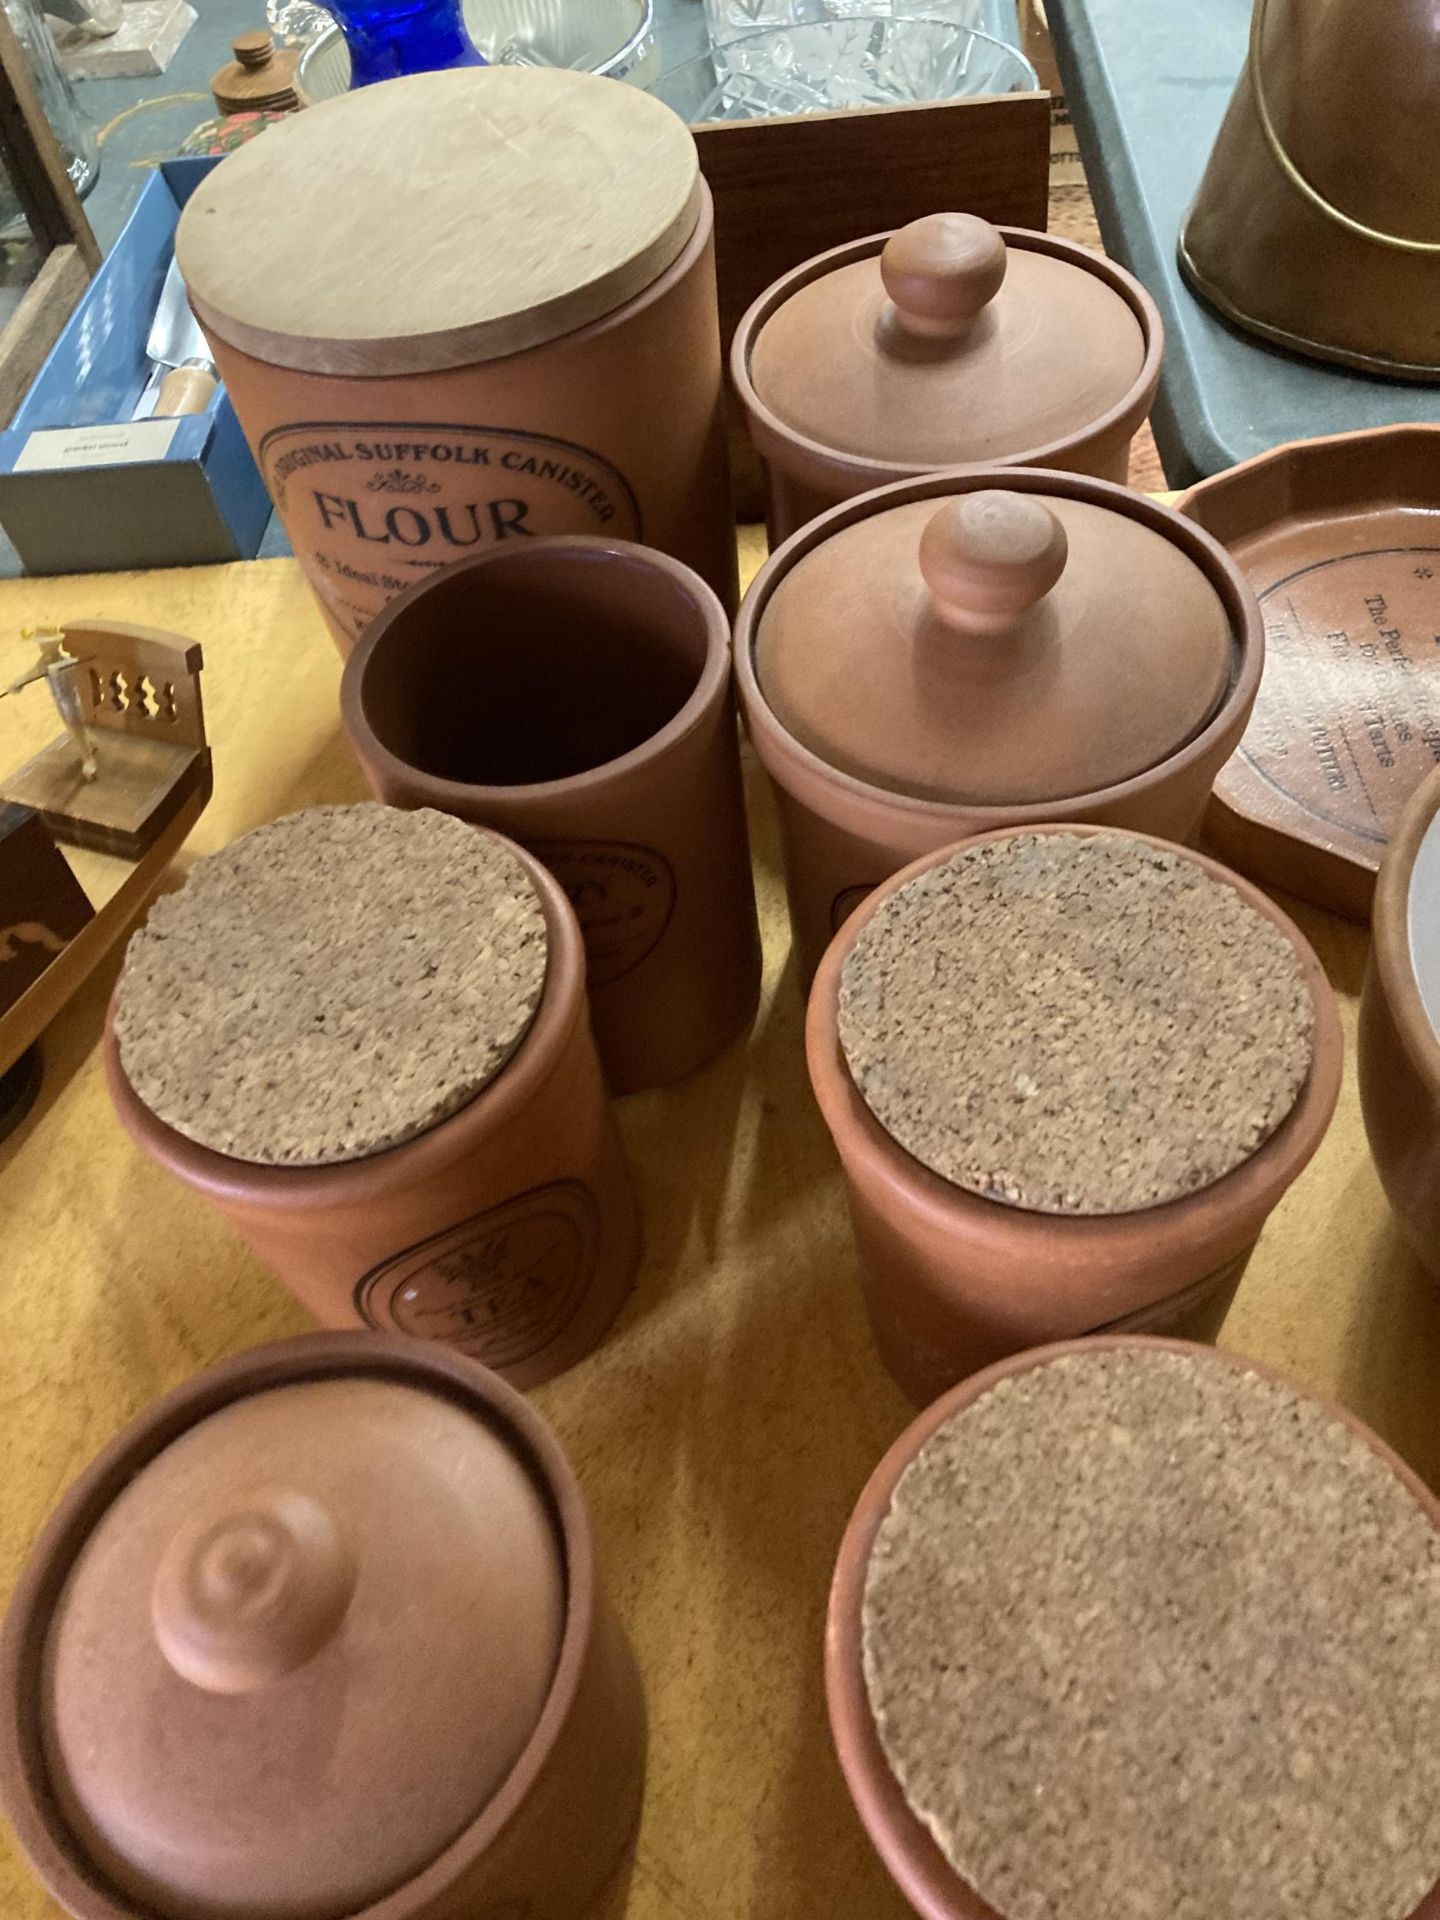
[
  {"left": 0, "top": 245, "right": 88, "bottom": 428},
  {"left": 695, "top": 90, "right": 1052, "bottom": 348},
  {"left": 0, "top": 4, "right": 98, "bottom": 271}
]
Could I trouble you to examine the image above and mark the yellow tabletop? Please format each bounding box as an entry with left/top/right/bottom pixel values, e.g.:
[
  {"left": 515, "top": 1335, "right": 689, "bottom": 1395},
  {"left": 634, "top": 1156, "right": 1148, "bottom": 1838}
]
[{"left": 1, "top": 548, "right": 1438, "bottom": 1920}]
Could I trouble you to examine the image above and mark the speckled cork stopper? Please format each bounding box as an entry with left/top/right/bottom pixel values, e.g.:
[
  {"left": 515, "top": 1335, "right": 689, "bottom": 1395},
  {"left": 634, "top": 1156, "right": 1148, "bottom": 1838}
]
[
  {"left": 115, "top": 805, "right": 548, "bottom": 1167},
  {"left": 862, "top": 1347, "right": 1440, "bottom": 1920},
  {"left": 837, "top": 832, "right": 1315, "bottom": 1214}
]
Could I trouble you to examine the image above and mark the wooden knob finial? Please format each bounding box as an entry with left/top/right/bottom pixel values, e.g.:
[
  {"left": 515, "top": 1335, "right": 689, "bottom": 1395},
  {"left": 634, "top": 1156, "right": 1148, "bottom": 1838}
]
[
  {"left": 152, "top": 1487, "right": 356, "bottom": 1694},
  {"left": 919, "top": 491, "right": 1068, "bottom": 637},
  {"left": 233, "top": 30, "right": 274, "bottom": 67},
  {"left": 880, "top": 213, "right": 1008, "bottom": 340}
]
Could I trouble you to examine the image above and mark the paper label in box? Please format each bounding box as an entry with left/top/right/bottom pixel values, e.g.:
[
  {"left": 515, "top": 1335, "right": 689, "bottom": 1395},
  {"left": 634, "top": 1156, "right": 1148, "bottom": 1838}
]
[{"left": 13, "top": 419, "right": 182, "bottom": 473}]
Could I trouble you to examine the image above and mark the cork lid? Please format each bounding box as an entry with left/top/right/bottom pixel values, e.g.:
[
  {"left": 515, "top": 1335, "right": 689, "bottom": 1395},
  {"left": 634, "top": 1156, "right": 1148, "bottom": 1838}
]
[
  {"left": 755, "top": 487, "right": 1234, "bottom": 805},
  {"left": 177, "top": 66, "right": 701, "bottom": 377},
  {"left": 39, "top": 1372, "right": 565, "bottom": 1920},
  {"left": 747, "top": 215, "right": 1148, "bottom": 466},
  {"left": 114, "top": 805, "right": 548, "bottom": 1166},
  {"left": 862, "top": 1345, "right": 1440, "bottom": 1920},
  {"left": 838, "top": 832, "right": 1315, "bottom": 1213}
]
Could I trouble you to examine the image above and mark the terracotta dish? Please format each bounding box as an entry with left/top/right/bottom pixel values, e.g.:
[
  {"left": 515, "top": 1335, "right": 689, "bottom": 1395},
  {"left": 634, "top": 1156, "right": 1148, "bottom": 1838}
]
[
  {"left": 827, "top": 1336, "right": 1440, "bottom": 1920},
  {"left": 0, "top": 1332, "right": 646, "bottom": 1920},
  {"left": 1179, "top": 424, "right": 1440, "bottom": 920},
  {"left": 1360, "top": 764, "right": 1440, "bottom": 1278},
  {"left": 105, "top": 808, "right": 640, "bottom": 1390},
  {"left": 806, "top": 824, "right": 1343, "bottom": 1403},
  {"left": 732, "top": 213, "right": 1161, "bottom": 541},
  {"left": 735, "top": 470, "right": 1262, "bottom": 979},
  {"left": 177, "top": 67, "right": 735, "bottom": 651},
  {"left": 341, "top": 537, "right": 761, "bottom": 1094}
]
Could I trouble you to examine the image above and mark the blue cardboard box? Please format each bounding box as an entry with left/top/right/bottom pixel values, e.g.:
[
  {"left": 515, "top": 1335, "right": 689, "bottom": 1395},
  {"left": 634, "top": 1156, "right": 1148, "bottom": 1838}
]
[{"left": 0, "top": 157, "right": 271, "bottom": 574}]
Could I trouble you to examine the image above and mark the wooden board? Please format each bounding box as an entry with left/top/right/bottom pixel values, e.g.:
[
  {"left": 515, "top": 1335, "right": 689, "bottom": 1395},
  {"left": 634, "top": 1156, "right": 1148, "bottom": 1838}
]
[{"left": 695, "top": 90, "right": 1052, "bottom": 349}]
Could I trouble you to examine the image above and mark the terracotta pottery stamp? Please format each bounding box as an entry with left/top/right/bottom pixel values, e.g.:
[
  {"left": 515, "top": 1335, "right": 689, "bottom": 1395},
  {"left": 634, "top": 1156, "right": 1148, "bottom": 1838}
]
[
  {"left": 105, "top": 805, "right": 640, "bottom": 1388},
  {"left": 0, "top": 1332, "right": 647, "bottom": 1920},
  {"left": 342, "top": 537, "right": 761, "bottom": 1093},
  {"left": 807, "top": 825, "right": 1342, "bottom": 1402},
  {"left": 1179, "top": 424, "right": 1440, "bottom": 919}
]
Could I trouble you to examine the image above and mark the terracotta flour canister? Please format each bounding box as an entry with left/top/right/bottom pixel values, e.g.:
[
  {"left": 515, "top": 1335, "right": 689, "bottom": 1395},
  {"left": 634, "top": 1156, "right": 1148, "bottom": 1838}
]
[
  {"left": 1360, "top": 764, "right": 1440, "bottom": 1278},
  {"left": 104, "top": 805, "right": 640, "bottom": 1389},
  {"left": 341, "top": 537, "right": 761, "bottom": 1093},
  {"left": 732, "top": 214, "right": 1162, "bottom": 542},
  {"left": 734, "top": 472, "right": 1262, "bottom": 978},
  {"left": 175, "top": 65, "right": 736, "bottom": 652},
  {"left": 0, "top": 1331, "right": 647, "bottom": 1920},
  {"left": 828, "top": 1337, "right": 1440, "bottom": 1920},
  {"left": 807, "top": 826, "right": 1342, "bottom": 1402}
]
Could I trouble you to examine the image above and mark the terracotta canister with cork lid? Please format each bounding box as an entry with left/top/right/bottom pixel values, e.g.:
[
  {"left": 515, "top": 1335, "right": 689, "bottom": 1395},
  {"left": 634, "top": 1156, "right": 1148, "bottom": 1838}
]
[
  {"left": 0, "top": 1330, "right": 647, "bottom": 1920},
  {"left": 176, "top": 65, "right": 736, "bottom": 653},
  {"left": 828, "top": 1337, "right": 1440, "bottom": 1920},
  {"left": 103, "top": 805, "right": 640, "bottom": 1389},
  {"left": 1359, "top": 764, "right": 1440, "bottom": 1278},
  {"left": 734, "top": 470, "right": 1262, "bottom": 980},
  {"left": 806, "top": 825, "right": 1342, "bottom": 1403},
  {"left": 732, "top": 214, "right": 1162, "bottom": 542}
]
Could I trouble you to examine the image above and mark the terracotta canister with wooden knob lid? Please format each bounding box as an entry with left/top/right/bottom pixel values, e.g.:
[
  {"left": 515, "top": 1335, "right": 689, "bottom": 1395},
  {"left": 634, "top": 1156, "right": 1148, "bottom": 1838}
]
[
  {"left": 176, "top": 64, "right": 736, "bottom": 654},
  {"left": 0, "top": 1331, "right": 647, "bottom": 1920},
  {"left": 733, "top": 470, "right": 1262, "bottom": 979},
  {"left": 731, "top": 214, "right": 1162, "bottom": 542}
]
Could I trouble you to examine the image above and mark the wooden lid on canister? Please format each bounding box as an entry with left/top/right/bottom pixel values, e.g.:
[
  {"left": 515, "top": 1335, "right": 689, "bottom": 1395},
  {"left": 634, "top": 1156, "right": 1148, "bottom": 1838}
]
[{"left": 176, "top": 65, "right": 702, "bottom": 377}]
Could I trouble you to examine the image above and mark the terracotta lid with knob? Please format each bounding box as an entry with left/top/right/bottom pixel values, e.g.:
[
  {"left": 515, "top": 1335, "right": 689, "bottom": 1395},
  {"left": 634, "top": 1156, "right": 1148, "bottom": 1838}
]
[
  {"left": 28, "top": 1355, "right": 566, "bottom": 1920},
  {"left": 754, "top": 483, "right": 1236, "bottom": 806},
  {"left": 744, "top": 214, "right": 1153, "bottom": 467}
]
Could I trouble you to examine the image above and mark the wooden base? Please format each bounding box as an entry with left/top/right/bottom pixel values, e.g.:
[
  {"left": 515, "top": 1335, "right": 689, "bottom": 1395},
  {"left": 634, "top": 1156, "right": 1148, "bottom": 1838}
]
[
  {"left": 54, "top": 0, "right": 197, "bottom": 81},
  {"left": 0, "top": 735, "right": 209, "bottom": 858}
]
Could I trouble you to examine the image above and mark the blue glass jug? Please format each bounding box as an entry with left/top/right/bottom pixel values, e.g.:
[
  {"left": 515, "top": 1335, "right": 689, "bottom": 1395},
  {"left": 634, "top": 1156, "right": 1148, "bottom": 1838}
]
[{"left": 322, "top": 0, "right": 485, "bottom": 86}]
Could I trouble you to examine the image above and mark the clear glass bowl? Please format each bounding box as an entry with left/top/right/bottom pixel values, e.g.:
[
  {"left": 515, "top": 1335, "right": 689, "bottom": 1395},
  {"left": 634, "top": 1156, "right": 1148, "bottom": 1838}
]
[
  {"left": 651, "top": 15, "right": 1037, "bottom": 123},
  {"left": 703, "top": 0, "right": 1014, "bottom": 44},
  {"left": 296, "top": 0, "right": 657, "bottom": 100}
]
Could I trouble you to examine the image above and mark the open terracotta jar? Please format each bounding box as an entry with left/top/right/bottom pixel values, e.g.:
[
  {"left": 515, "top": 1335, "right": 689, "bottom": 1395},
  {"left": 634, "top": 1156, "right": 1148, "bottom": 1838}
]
[
  {"left": 732, "top": 214, "right": 1162, "bottom": 542},
  {"left": 827, "top": 1337, "right": 1440, "bottom": 1920},
  {"left": 807, "top": 825, "right": 1343, "bottom": 1403},
  {"left": 0, "top": 1331, "right": 646, "bottom": 1920},
  {"left": 734, "top": 473, "right": 1263, "bottom": 979},
  {"left": 1360, "top": 763, "right": 1440, "bottom": 1276},
  {"left": 104, "top": 805, "right": 640, "bottom": 1389}
]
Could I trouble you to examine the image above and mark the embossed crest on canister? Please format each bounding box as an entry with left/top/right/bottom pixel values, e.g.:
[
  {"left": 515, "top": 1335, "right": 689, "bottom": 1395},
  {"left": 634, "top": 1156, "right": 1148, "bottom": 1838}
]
[{"left": 176, "top": 65, "right": 736, "bottom": 651}]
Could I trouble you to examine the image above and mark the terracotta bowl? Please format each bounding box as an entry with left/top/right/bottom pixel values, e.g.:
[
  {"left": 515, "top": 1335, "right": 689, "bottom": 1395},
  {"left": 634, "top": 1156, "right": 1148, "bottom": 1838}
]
[
  {"left": 0, "top": 1331, "right": 647, "bottom": 1920},
  {"left": 732, "top": 227, "right": 1163, "bottom": 545},
  {"left": 1360, "top": 762, "right": 1440, "bottom": 1277},
  {"left": 105, "top": 840, "right": 640, "bottom": 1391},
  {"left": 735, "top": 468, "right": 1265, "bottom": 982},
  {"left": 806, "top": 824, "right": 1344, "bottom": 1403},
  {"left": 825, "top": 1333, "right": 1440, "bottom": 1920}
]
